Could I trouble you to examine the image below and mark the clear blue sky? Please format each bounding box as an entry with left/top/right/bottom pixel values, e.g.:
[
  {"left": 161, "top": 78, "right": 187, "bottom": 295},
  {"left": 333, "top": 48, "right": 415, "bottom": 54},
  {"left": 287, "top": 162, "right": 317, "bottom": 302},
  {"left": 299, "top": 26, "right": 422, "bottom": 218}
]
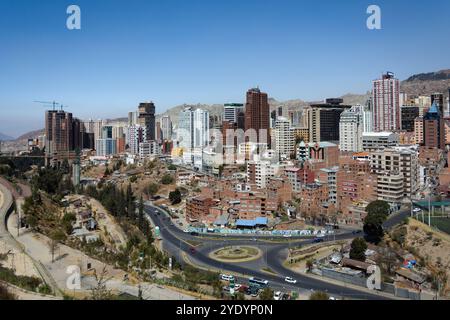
[{"left": 1, "top": 0, "right": 449, "bottom": 137}]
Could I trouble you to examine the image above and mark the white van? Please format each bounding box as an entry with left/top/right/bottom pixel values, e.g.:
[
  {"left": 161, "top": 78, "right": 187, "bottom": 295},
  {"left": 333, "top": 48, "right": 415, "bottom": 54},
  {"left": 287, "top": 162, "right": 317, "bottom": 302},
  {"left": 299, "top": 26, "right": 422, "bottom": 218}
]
[{"left": 220, "top": 274, "right": 235, "bottom": 282}]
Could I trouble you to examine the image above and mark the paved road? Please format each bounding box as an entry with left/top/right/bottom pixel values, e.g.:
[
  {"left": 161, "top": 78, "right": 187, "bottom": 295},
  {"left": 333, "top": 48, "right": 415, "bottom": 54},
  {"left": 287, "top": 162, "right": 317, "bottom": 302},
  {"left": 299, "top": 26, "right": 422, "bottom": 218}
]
[{"left": 145, "top": 204, "right": 391, "bottom": 300}]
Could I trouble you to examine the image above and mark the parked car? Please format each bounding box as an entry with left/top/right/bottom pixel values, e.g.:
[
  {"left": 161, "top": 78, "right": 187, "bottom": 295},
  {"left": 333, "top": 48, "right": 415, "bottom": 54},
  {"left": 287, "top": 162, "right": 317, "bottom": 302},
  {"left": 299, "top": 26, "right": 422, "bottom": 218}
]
[
  {"left": 237, "top": 285, "right": 248, "bottom": 293},
  {"left": 274, "top": 291, "right": 282, "bottom": 300},
  {"left": 284, "top": 276, "right": 297, "bottom": 284},
  {"left": 190, "top": 231, "right": 199, "bottom": 236},
  {"left": 313, "top": 238, "right": 324, "bottom": 243},
  {"left": 220, "top": 274, "right": 235, "bottom": 282}
]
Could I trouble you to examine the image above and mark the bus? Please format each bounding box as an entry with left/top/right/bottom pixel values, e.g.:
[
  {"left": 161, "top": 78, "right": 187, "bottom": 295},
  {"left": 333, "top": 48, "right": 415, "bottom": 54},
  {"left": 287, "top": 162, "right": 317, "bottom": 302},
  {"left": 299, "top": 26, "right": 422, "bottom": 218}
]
[{"left": 249, "top": 277, "right": 269, "bottom": 289}]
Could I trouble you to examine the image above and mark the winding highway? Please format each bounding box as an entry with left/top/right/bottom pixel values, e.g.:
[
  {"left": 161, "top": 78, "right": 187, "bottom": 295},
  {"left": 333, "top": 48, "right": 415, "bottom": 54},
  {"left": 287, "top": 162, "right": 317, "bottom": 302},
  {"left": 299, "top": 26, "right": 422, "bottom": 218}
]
[{"left": 145, "top": 204, "right": 399, "bottom": 300}]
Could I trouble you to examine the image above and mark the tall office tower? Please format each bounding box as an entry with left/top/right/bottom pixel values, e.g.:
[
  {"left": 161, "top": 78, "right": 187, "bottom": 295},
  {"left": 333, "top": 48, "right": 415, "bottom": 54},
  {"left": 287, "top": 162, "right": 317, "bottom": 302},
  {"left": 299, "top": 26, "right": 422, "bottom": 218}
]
[
  {"left": 128, "top": 111, "right": 139, "bottom": 126},
  {"left": 401, "top": 105, "right": 420, "bottom": 132},
  {"left": 447, "top": 88, "right": 450, "bottom": 117},
  {"left": 288, "top": 110, "right": 302, "bottom": 127},
  {"left": 101, "top": 126, "right": 113, "bottom": 139},
  {"left": 244, "top": 87, "right": 270, "bottom": 145},
  {"left": 306, "top": 98, "right": 352, "bottom": 143},
  {"left": 178, "top": 107, "right": 210, "bottom": 151},
  {"left": 94, "top": 120, "right": 105, "bottom": 141},
  {"left": 138, "top": 102, "right": 156, "bottom": 141},
  {"left": 224, "top": 103, "right": 244, "bottom": 123},
  {"left": 237, "top": 110, "right": 245, "bottom": 130},
  {"left": 95, "top": 138, "right": 117, "bottom": 156},
  {"left": 112, "top": 126, "right": 125, "bottom": 140},
  {"left": 155, "top": 121, "right": 162, "bottom": 143},
  {"left": 362, "top": 106, "right": 373, "bottom": 133},
  {"left": 273, "top": 117, "right": 294, "bottom": 159},
  {"left": 45, "top": 109, "right": 76, "bottom": 155},
  {"left": 372, "top": 72, "right": 400, "bottom": 132},
  {"left": 72, "top": 118, "right": 84, "bottom": 151},
  {"left": 128, "top": 125, "right": 147, "bottom": 155},
  {"left": 423, "top": 103, "right": 445, "bottom": 149},
  {"left": 339, "top": 105, "right": 364, "bottom": 152},
  {"left": 161, "top": 116, "right": 173, "bottom": 140},
  {"left": 270, "top": 110, "right": 277, "bottom": 128},
  {"left": 431, "top": 93, "right": 444, "bottom": 115}
]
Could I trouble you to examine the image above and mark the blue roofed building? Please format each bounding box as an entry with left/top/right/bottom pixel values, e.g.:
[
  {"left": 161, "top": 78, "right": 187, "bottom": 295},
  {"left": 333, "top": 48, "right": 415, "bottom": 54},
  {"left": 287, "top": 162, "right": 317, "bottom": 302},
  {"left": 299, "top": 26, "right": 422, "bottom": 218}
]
[{"left": 235, "top": 217, "right": 268, "bottom": 229}]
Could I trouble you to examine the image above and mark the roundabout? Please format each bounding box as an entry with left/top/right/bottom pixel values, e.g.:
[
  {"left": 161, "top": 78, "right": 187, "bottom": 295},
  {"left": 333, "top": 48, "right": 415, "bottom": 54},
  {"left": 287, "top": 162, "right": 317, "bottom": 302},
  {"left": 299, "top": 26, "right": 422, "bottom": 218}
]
[{"left": 209, "top": 246, "right": 262, "bottom": 263}]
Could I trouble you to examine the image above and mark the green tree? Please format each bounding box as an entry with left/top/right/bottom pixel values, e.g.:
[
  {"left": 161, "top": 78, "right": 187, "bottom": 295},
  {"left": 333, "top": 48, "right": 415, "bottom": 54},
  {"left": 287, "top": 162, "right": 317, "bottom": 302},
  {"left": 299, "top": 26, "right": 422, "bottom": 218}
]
[
  {"left": 309, "top": 291, "right": 329, "bottom": 300},
  {"left": 126, "top": 184, "right": 136, "bottom": 219},
  {"left": 138, "top": 196, "right": 145, "bottom": 231},
  {"left": 259, "top": 288, "right": 274, "bottom": 300},
  {"left": 349, "top": 237, "right": 368, "bottom": 262},
  {"left": 62, "top": 212, "right": 76, "bottom": 235},
  {"left": 364, "top": 213, "right": 387, "bottom": 243},
  {"left": 364, "top": 200, "right": 390, "bottom": 243},
  {"left": 306, "top": 259, "right": 314, "bottom": 272},
  {"left": 160, "top": 174, "right": 174, "bottom": 185},
  {"left": 167, "top": 164, "right": 177, "bottom": 171},
  {"left": 169, "top": 189, "right": 182, "bottom": 205},
  {"left": 145, "top": 183, "right": 159, "bottom": 197},
  {"left": 366, "top": 200, "right": 390, "bottom": 217}
]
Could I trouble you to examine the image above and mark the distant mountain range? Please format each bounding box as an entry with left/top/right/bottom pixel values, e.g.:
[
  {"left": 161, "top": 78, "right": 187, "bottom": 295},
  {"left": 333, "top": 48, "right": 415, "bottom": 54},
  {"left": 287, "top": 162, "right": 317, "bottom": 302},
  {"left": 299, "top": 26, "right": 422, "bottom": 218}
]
[
  {"left": 401, "top": 69, "right": 450, "bottom": 98},
  {"left": 11, "top": 69, "right": 450, "bottom": 141},
  {"left": 0, "top": 132, "right": 14, "bottom": 141}
]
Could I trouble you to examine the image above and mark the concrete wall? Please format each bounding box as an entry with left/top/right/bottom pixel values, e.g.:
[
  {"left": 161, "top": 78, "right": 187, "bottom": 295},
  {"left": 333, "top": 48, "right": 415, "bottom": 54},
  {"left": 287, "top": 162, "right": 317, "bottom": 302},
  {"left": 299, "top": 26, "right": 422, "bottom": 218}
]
[{"left": 321, "top": 268, "right": 367, "bottom": 287}]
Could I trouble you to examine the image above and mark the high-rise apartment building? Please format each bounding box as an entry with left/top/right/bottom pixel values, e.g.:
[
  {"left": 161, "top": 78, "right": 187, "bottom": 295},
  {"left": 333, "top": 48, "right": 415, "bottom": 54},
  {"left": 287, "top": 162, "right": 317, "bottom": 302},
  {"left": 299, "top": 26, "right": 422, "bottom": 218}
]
[
  {"left": 414, "top": 117, "right": 424, "bottom": 145},
  {"left": 45, "top": 110, "right": 80, "bottom": 156},
  {"left": 339, "top": 105, "right": 364, "bottom": 152},
  {"left": 372, "top": 72, "right": 400, "bottom": 132},
  {"left": 244, "top": 88, "right": 270, "bottom": 145},
  {"left": 161, "top": 116, "right": 173, "bottom": 141},
  {"left": 128, "top": 125, "right": 147, "bottom": 155},
  {"left": 138, "top": 102, "right": 156, "bottom": 141},
  {"left": 178, "top": 107, "right": 210, "bottom": 151},
  {"left": 273, "top": 117, "right": 294, "bottom": 159},
  {"left": 370, "top": 146, "right": 420, "bottom": 199}
]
